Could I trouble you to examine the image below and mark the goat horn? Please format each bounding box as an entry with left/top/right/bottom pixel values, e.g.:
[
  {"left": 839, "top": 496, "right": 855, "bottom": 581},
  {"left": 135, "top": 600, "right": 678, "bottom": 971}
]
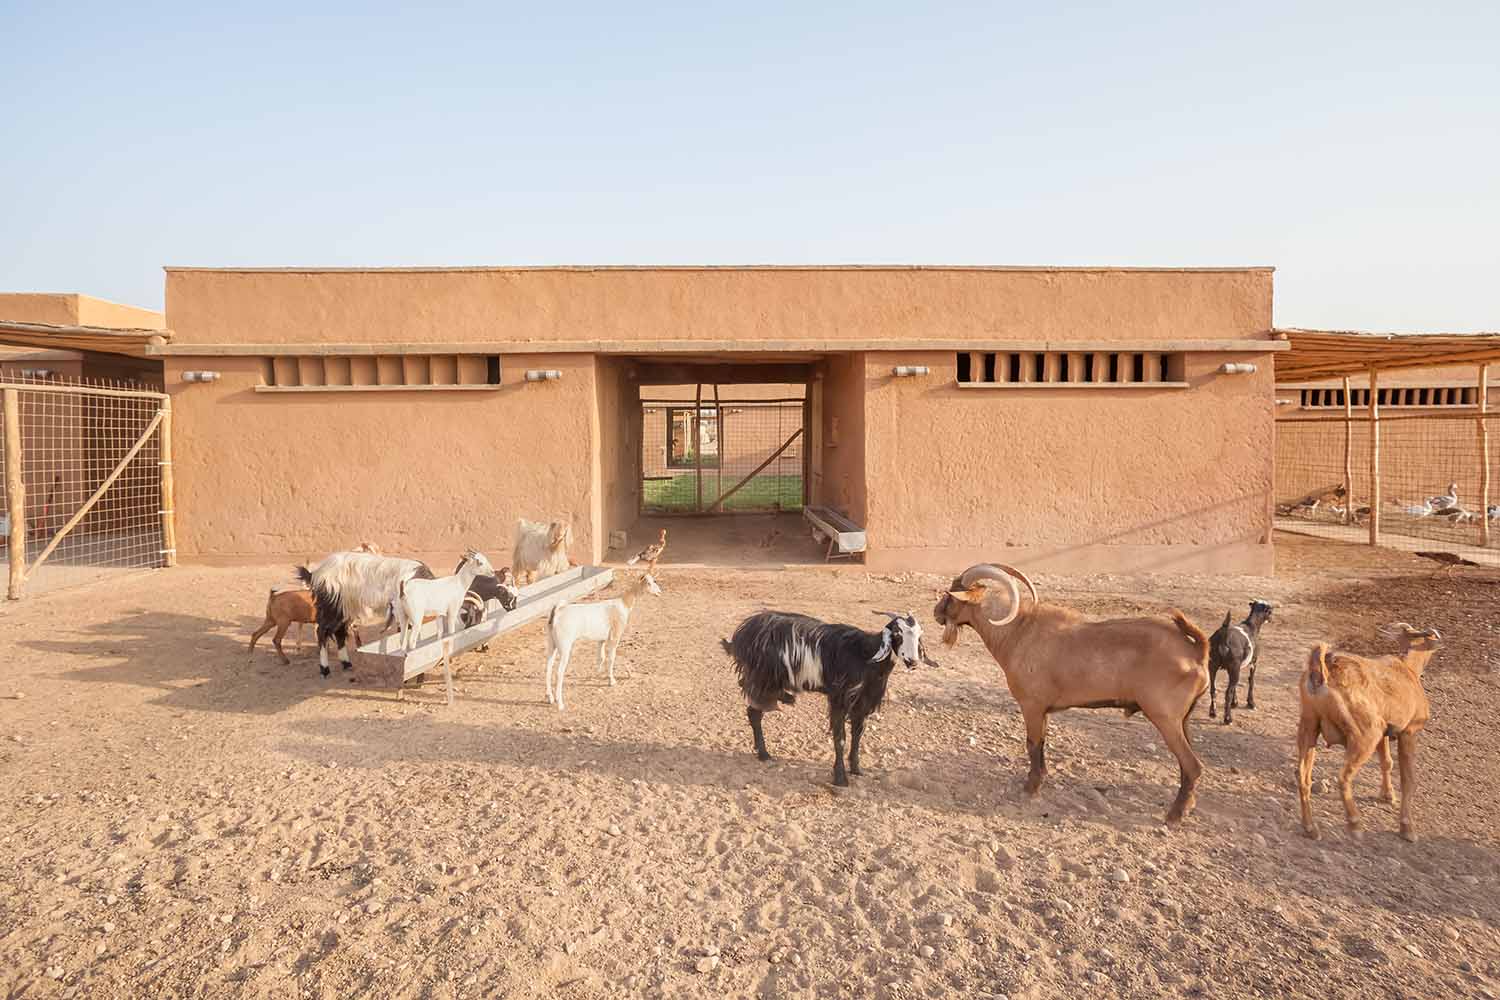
[
  {"left": 871, "top": 610, "right": 902, "bottom": 619},
  {"left": 961, "top": 563, "right": 1039, "bottom": 606},
  {"left": 985, "top": 573, "right": 1023, "bottom": 628}
]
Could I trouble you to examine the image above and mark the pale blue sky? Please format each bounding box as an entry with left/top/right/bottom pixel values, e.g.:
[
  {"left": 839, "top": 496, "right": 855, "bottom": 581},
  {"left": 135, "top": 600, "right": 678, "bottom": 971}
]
[{"left": 2, "top": 2, "right": 1496, "bottom": 330}]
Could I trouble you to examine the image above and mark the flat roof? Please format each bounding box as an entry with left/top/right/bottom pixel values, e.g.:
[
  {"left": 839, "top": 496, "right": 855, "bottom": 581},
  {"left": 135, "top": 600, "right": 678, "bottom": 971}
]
[{"left": 164, "top": 264, "right": 1275, "bottom": 274}]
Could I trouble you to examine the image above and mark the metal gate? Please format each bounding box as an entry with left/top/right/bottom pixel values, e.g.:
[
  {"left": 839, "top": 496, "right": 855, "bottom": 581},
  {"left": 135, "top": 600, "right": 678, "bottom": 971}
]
[
  {"left": 2, "top": 373, "right": 175, "bottom": 599},
  {"left": 640, "top": 392, "right": 806, "bottom": 513}
]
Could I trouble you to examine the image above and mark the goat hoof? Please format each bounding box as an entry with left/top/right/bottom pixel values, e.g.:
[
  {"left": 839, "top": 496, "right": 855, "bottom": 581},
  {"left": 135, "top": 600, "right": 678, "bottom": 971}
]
[
  {"left": 1346, "top": 825, "right": 1364, "bottom": 840},
  {"left": 1303, "top": 826, "right": 1321, "bottom": 841},
  {"left": 1399, "top": 825, "right": 1417, "bottom": 843},
  {"left": 832, "top": 774, "right": 850, "bottom": 788},
  {"left": 756, "top": 751, "right": 773, "bottom": 762},
  {"left": 319, "top": 667, "right": 331, "bottom": 678},
  {"left": 849, "top": 765, "right": 863, "bottom": 776},
  {"left": 1244, "top": 701, "right": 1256, "bottom": 710}
]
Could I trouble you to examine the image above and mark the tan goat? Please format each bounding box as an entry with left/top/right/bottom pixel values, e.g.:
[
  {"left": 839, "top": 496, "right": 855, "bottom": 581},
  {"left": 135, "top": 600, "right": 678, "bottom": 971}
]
[
  {"left": 934, "top": 563, "right": 1210, "bottom": 824},
  {"left": 1295, "top": 623, "right": 1440, "bottom": 843}
]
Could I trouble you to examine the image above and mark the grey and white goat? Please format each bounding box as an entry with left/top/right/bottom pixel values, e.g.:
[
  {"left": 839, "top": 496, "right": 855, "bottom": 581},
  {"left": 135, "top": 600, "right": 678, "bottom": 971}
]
[{"left": 1207, "top": 600, "right": 1273, "bottom": 724}]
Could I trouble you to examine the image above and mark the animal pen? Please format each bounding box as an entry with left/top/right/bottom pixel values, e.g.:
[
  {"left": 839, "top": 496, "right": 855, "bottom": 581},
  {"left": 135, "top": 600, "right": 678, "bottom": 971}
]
[
  {"left": 1275, "top": 330, "right": 1500, "bottom": 568},
  {"left": 1, "top": 371, "right": 175, "bottom": 598},
  {"left": 640, "top": 387, "right": 806, "bottom": 514}
]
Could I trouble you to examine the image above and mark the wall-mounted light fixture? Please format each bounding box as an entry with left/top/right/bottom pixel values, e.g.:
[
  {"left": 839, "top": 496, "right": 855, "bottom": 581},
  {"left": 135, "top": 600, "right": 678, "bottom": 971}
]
[
  {"left": 1218, "top": 363, "right": 1257, "bottom": 375},
  {"left": 182, "top": 370, "right": 221, "bottom": 383},
  {"left": 1275, "top": 398, "right": 1296, "bottom": 406},
  {"left": 524, "top": 369, "right": 562, "bottom": 382},
  {"left": 892, "top": 365, "right": 930, "bottom": 377}
]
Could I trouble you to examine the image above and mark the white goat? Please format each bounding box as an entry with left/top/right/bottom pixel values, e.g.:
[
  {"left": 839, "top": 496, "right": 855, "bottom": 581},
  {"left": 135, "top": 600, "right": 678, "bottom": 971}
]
[
  {"left": 513, "top": 518, "right": 573, "bottom": 585},
  {"left": 393, "top": 550, "right": 497, "bottom": 705},
  {"left": 543, "top": 573, "right": 661, "bottom": 710},
  {"left": 396, "top": 549, "right": 496, "bottom": 651},
  {"left": 297, "top": 551, "right": 433, "bottom": 677}
]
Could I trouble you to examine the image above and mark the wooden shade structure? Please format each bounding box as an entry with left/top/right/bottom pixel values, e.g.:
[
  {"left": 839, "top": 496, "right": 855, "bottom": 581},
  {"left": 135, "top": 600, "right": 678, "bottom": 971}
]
[
  {"left": 0, "top": 320, "right": 170, "bottom": 359},
  {"left": 1275, "top": 328, "right": 1500, "bottom": 383},
  {"left": 1275, "top": 328, "right": 1498, "bottom": 553}
]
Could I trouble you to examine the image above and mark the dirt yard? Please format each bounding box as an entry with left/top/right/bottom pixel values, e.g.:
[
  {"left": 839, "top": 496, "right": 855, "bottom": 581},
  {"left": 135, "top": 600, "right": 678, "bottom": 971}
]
[{"left": 2, "top": 533, "right": 1499, "bottom": 999}]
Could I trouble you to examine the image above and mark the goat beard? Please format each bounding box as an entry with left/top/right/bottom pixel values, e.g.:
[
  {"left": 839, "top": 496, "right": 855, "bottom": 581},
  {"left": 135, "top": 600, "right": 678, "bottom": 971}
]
[{"left": 941, "top": 623, "right": 961, "bottom": 647}]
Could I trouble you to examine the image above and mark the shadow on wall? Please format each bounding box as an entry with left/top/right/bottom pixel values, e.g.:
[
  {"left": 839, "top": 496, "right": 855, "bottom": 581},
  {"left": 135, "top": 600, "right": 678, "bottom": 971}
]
[{"left": 956, "top": 491, "right": 1275, "bottom": 574}]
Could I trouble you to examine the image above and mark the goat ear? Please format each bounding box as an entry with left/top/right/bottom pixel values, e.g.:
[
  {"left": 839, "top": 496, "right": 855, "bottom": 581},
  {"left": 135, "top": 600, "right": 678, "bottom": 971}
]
[{"left": 947, "top": 587, "right": 984, "bottom": 604}]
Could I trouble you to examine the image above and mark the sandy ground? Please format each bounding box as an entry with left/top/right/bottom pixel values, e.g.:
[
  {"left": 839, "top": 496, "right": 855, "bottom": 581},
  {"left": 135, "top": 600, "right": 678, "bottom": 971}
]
[{"left": 2, "top": 532, "right": 1499, "bottom": 999}]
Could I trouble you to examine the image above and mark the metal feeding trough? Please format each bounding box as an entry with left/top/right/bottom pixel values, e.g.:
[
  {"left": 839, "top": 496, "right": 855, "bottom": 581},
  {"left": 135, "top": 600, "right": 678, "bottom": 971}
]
[{"left": 349, "top": 565, "right": 614, "bottom": 702}]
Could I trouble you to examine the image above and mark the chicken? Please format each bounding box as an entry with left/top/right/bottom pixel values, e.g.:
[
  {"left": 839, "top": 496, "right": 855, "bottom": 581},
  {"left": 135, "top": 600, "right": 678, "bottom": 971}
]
[{"left": 625, "top": 528, "right": 668, "bottom": 568}]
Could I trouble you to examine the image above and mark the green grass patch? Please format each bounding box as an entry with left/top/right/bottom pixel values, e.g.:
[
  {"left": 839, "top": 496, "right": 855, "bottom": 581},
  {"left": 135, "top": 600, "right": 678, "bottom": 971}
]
[{"left": 644, "top": 474, "right": 804, "bottom": 512}]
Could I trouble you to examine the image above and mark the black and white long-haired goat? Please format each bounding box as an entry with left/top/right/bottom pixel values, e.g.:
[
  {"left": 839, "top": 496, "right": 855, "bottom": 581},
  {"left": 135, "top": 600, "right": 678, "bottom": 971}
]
[
  {"left": 295, "top": 550, "right": 433, "bottom": 677},
  {"left": 722, "top": 610, "right": 938, "bottom": 786}
]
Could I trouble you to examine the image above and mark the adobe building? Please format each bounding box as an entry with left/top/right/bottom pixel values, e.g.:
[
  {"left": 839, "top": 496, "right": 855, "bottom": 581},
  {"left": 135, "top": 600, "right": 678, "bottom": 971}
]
[{"left": 3, "top": 267, "right": 1285, "bottom": 574}]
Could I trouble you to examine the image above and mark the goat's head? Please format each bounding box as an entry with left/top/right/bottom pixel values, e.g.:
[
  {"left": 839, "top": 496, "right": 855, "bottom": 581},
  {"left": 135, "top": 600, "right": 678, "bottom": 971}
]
[
  {"left": 1379, "top": 621, "right": 1443, "bottom": 653},
  {"left": 460, "top": 549, "right": 496, "bottom": 578},
  {"left": 1248, "top": 600, "right": 1273, "bottom": 626},
  {"left": 548, "top": 521, "right": 574, "bottom": 549},
  {"left": 873, "top": 611, "right": 940, "bottom": 669},
  {"left": 495, "top": 567, "right": 520, "bottom": 610},
  {"left": 933, "top": 563, "right": 1039, "bottom": 644}
]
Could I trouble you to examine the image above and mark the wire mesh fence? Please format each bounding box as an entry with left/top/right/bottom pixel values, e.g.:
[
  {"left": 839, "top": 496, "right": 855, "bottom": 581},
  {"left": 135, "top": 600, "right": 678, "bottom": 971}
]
[
  {"left": 641, "top": 396, "right": 806, "bottom": 513},
  {"left": 1275, "top": 411, "right": 1499, "bottom": 566},
  {"left": 1, "top": 371, "right": 170, "bottom": 597}
]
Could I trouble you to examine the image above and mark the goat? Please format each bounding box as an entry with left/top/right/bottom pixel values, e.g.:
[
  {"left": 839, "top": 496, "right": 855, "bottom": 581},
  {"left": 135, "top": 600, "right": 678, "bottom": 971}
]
[
  {"left": 543, "top": 573, "right": 661, "bottom": 710},
  {"left": 514, "top": 518, "right": 573, "bottom": 585},
  {"left": 1206, "top": 600, "right": 1273, "bottom": 724},
  {"left": 297, "top": 551, "right": 434, "bottom": 677},
  {"left": 248, "top": 586, "right": 316, "bottom": 665},
  {"left": 934, "top": 563, "right": 1210, "bottom": 824},
  {"left": 722, "top": 610, "right": 939, "bottom": 786},
  {"left": 460, "top": 566, "right": 520, "bottom": 628},
  {"left": 395, "top": 550, "right": 496, "bottom": 652},
  {"left": 1296, "top": 623, "right": 1441, "bottom": 843}
]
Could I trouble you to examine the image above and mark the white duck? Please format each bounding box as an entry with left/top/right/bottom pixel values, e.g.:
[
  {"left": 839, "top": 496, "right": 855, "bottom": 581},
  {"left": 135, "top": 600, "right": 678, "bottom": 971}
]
[{"left": 1426, "top": 483, "right": 1460, "bottom": 512}]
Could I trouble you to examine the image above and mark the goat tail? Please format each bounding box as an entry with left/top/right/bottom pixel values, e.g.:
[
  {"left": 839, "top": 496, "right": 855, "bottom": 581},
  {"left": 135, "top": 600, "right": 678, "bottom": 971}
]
[
  {"left": 1306, "top": 642, "right": 1330, "bottom": 691},
  {"left": 295, "top": 565, "right": 314, "bottom": 588},
  {"left": 1169, "top": 610, "right": 1209, "bottom": 665},
  {"left": 1220, "top": 610, "right": 1232, "bottom": 631},
  {"left": 548, "top": 600, "right": 568, "bottom": 627}
]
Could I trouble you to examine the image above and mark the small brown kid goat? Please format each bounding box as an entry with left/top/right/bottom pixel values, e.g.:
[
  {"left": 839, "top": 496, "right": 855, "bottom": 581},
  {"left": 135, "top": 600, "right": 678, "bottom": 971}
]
[
  {"left": 249, "top": 587, "right": 317, "bottom": 665},
  {"left": 1296, "top": 623, "right": 1440, "bottom": 843}
]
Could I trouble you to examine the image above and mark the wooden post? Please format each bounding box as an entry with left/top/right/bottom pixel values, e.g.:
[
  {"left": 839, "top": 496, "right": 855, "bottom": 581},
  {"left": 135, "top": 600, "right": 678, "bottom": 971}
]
[
  {"left": 1342, "top": 376, "right": 1354, "bottom": 526},
  {"left": 4, "top": 389, "right": 25, "bottom": 600},
  {"left": 712, "top": 383, "right": 722, "bottom": 508},
  {"left": 1368, "top": 369, "right": 1380, "bottom": 546},
  {"left": 1480, "top": 364, "right": 1491, "bottom": 547},
  {"left": 694, "top": 382, "right": 703, "bottom": 512},
  {"left": 159, "top": 396, "right": 177, "bottom": 567}
]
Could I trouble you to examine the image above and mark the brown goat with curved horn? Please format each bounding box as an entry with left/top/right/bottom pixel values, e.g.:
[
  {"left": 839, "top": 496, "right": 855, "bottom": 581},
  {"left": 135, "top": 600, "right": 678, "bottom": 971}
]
[{"left": 934, "top": 563, "right": 1210, "bottom": 824}]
